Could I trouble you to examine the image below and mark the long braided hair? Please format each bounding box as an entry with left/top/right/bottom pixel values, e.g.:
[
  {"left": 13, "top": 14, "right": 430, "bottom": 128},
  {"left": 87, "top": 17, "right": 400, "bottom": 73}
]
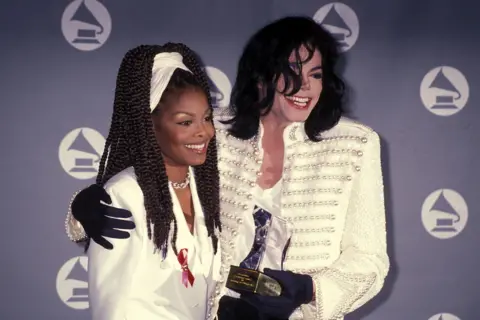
[{"left": 93, "top": 43, "right": 221, "bottom": 257}]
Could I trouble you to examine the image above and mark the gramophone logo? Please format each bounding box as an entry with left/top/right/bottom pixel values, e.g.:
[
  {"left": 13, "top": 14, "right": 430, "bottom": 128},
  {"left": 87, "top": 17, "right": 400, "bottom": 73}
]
[
  {"left": 205, "top": 66, "right": 231, "bottom": 108},
  {"left": 421, "top": 189, "right": 468, "bottom": 239},
  {"left": 428, "top": 313, "right": 461, "bottom": 320},
  {"left": 313, "top": 3, "right": 359, "bottom": 52},
  {"left": 58, "top": 128, "right": 105, "bottom": 180},
  {"left": 420, "top": 66, "right": 469, "bottom": 116},
  {"left": 56, "top": 256, "right": 89, "bottom": 310},
  {"left": 61, "top": 0, "right": 112, "bottom": 51}
]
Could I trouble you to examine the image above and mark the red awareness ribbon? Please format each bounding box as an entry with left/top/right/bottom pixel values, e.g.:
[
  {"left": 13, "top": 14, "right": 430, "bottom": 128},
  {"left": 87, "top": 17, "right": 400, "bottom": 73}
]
[{"left": 177, "top": 248, "right": 195, "bottom": 288}]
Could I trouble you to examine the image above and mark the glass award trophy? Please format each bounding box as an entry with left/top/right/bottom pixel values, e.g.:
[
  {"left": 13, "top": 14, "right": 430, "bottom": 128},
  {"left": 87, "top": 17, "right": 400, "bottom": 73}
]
[{"left": 226, "top": 207, "right": 293, "bottom": 296}]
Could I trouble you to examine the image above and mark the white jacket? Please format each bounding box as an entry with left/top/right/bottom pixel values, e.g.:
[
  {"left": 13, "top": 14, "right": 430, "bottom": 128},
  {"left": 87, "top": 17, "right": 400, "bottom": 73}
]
[
  {"left": 86, "top": 166, "right": 223, "bottom": 320},
  {"left": 214, "top": 108, "right": 389, "bottom": 320}
]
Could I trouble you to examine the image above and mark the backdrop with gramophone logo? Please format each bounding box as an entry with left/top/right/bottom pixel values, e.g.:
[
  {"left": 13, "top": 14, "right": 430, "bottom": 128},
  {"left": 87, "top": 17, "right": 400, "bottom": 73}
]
[{"left": 0, "top": 0, "right": 478, "bottom": 319}]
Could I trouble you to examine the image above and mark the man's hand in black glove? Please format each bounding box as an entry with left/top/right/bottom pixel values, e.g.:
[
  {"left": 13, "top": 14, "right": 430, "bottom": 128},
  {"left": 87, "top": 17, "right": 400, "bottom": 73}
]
[
  {"left": 240, "top": 268, "right": 314, "bottom": 319},
  {"left": 71, "top": 184, "right": 135, "bottom": 250}
]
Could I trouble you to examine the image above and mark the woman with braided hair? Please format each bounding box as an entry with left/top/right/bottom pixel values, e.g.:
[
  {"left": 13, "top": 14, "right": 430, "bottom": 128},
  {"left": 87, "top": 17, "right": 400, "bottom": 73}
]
[
  {"left": 66, "top": 16, "right": 389, "bottom": 320},
  {"left": 79, "top": 43, "right": 224, "bottom": 320}
]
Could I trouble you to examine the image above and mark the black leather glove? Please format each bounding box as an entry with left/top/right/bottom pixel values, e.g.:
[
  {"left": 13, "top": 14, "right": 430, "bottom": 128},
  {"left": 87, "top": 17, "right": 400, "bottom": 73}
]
[
  {"left": 240, "top": 268, "right": 314, "bottom": 319},
  {"left": 71, "top": 184, "right": 135, "bottom": 250}
]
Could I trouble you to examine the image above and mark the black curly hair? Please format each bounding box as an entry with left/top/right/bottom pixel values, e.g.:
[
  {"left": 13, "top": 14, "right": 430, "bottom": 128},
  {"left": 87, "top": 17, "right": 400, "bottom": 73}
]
[
  {"left": 93, "top": 43, "right": 221, "bottom": 257},
  {"left": 224, "top": 16, "right": 346, "bottom": 141}
]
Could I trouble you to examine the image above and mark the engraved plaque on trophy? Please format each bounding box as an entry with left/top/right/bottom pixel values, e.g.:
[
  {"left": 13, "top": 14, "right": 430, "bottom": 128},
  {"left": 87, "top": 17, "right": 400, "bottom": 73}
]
[
  {"left": 225, "top": 208, "right": 293, "bottom": 296},
  {"left": 226, "top": 265, "right": 282, "bottom": 296}
]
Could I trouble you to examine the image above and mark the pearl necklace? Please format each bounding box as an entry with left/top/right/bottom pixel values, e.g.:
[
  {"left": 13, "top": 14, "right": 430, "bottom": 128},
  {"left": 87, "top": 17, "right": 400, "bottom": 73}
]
[{"left": 169, "top": 170, "right": 190, "bottom": 189}]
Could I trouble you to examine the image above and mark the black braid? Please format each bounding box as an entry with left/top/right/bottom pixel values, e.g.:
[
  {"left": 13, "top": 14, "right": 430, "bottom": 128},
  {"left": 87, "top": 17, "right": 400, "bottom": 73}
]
[{"left": 94, "top": 44, "right": 221, "bottom": 256}]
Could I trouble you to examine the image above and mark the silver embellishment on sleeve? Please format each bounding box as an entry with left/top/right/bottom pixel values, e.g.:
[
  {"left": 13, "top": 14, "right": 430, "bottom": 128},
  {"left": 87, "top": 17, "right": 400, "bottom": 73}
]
[{"left": 65, "top": 190, "right": 87, "bottom": 242}]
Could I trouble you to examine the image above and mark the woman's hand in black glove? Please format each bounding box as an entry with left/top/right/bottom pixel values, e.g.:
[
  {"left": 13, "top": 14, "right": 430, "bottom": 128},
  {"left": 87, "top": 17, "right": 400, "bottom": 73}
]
[{"left": 71, "top": 184, "right": 135, "bottom": 249}]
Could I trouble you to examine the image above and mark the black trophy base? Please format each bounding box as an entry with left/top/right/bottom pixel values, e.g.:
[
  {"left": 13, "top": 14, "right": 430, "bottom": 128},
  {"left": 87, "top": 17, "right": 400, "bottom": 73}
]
[
  {"left": 226, "top": 265, "right": 282, "bottom": 296},
  {"left": 218, "top": 296, "right": 288, "bottom": 320}
]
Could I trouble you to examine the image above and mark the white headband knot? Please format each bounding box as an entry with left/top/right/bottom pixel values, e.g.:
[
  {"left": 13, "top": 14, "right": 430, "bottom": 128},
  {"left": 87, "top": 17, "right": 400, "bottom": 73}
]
[{"left": 150, "top": 52, "right": 191, "bottom": 112}]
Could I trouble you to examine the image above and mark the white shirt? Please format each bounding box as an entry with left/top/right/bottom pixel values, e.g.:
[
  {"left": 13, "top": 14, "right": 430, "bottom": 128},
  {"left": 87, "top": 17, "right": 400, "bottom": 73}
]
[
  {"left": 226, "top": 177, "right": 295, "bottom": 302},
  {"left": 233, "top": 124, "right": 292, "bottom": 274},
  {"left": 237, "top": 180, "right": 293, "bottom": 270}
]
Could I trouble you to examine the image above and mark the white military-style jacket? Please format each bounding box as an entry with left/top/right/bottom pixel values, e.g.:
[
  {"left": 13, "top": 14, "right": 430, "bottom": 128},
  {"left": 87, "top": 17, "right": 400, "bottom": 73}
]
[
  {"left": 213, "top": 108, "right": 389, "bottom": 320},
  {"left": 77, "top": 166, "right": 224, "bottom": 320},
  {"left": 67, "top": 110, "right": 389, "bottom": 320}
]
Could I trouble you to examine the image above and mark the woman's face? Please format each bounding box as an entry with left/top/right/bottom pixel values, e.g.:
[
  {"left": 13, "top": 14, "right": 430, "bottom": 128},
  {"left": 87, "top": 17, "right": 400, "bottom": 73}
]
[{"left": 152, "top": 89, "right": 214, "bottom": 167}]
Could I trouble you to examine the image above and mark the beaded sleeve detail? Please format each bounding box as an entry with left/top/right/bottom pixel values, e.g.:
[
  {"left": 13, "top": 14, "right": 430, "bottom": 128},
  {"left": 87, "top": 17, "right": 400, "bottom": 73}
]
[{"left": 65, "top": 190, "right": 87, "bottom": 242}]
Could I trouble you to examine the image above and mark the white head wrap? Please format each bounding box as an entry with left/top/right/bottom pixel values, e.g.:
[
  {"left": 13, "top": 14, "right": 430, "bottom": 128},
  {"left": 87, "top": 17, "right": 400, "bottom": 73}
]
[{"left": 150, "top": 52, "right": 192, "bottom": 112}]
